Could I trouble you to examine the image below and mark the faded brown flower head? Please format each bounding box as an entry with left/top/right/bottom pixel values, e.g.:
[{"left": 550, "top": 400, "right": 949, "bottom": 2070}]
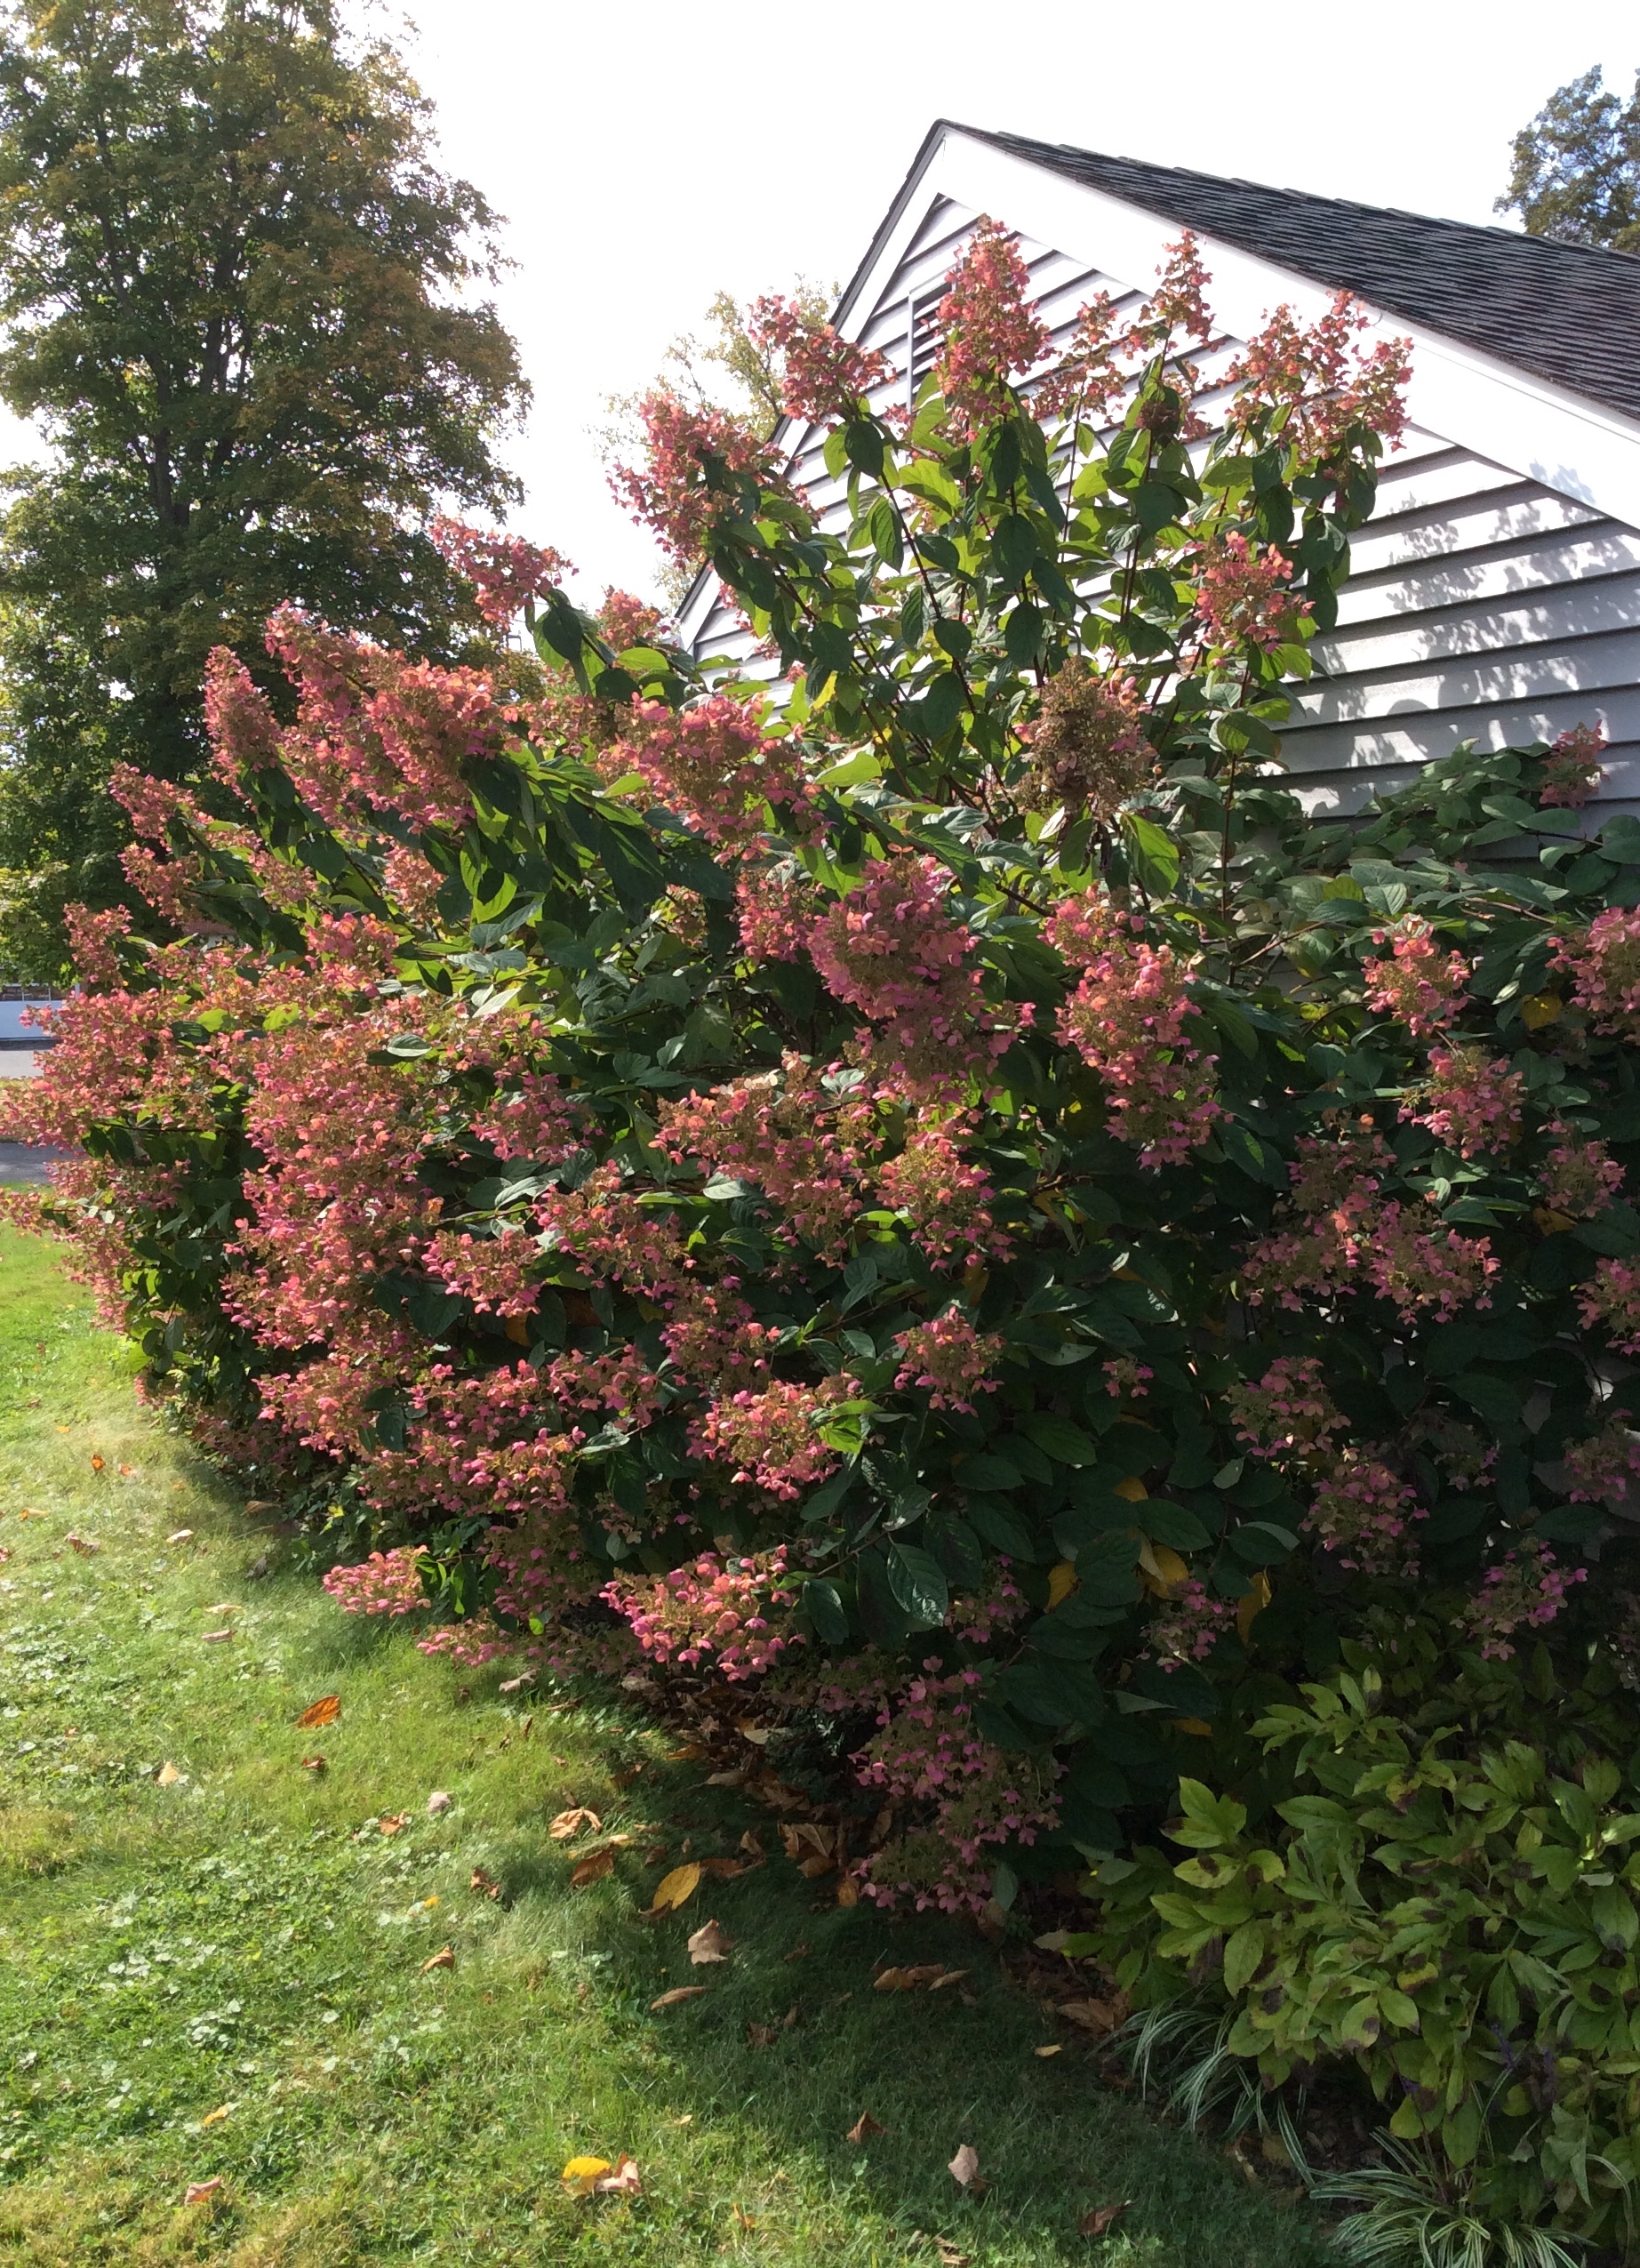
[{"left": 1026, "top": 658, "right": 1155, "bottom": 820}]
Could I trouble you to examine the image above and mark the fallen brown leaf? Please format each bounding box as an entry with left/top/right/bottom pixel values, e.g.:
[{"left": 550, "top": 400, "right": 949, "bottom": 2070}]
[
  {"left": 89, "top": 1454, "right": 104, "bottom": 1473},
  {"left": 420, "top": 1944, "right": 455, "bottom": 1972},
  {"left": 201, "top": 1629, "right": 233, "bottom": 1643},
  {"left": 645, "top": 1861, "right": 700, "bottom": 1915},
  {"left": 65, "top": 1533, "right": 99, "bottom": 1556},
  {"left": 928, "top": 1969, "right": 968, "bottom": 1992},
  {"left": 548, "top": 1807, "right": 601, "bottom": 1841},
  {"left": 783, "top": 2001, "right": 798, "bottom": 2028},
  {"left": 295, "top": 1695, "right": 340, "bottom": 1728},
  {"left": 782, "top": 1942, "right": 810, "bottom": 1962},
  {"left": 612, "top": 1762, "right": 644, "bottom": 1790},
  {"left": 732, "top": 2202, "right": 758, "bottom": 2229},
  {"left": 948, "top": 2143, "right": 980, "bottom": 2189},
  {"left": 300, "top": 1754, "right": 326, "bottom": 1774},
  {"left": 469, "top": 1867, "right": 502, "bottom": 1900},
  {"left": 650, "top": 1986, "right": 708, "bottom": 2010},
  {"left": 427, "top": 1789, "right": 452, "bottom": 1815},
  {"left": 686, "top": 1917, "right": 732, "bottom": 1965},
  {"left": 932, "top": 2240, "right": 971, "bottom": 2268},
  {"left": 740, "top": 1828, "right": 765, "bottom": 1857},
  {"left": 1078, "top": 2201, "right": 1132, "bottom": 2239},
  {"left": 698, "top": 1855, "right": 750, "bottom": 1880},
  {"left": 836, "top": 1874, "right": 860, "bottom": 1907},
  {"left": 746, "top": 2022, "right": 779, "bottom": 2048},
  {"left": 1059, "top": 1997, "right": 1122, "bottom": 2037},
  {"left": 570, "top": 1846, "right": 616, "bottom": 1889},
  {"left": 846, "top": 2112, "right": 885, "bottom": 2144},
  {"left": 166, "top": 1527, "right": 195, "bottom": 1543},
  {"left": 378, "top": 1812, "right": 410, "bottom": 1837},
  {"left": 156, "top": 1760, "right": 182, "bottom": 1788},
  {"left": 498, "top": 1671, "right": 534, "bottom": 1695},
  {"left": 198, "top": 2104, "right": 230, "bottom": 2128},
  {"left": 664, "top": 1742, "right": 706, "bottom": 1762},
  {"left": 182, "top": 2176, "right": 223, "bottom": 2206},
  {"left": 594, "top": 2154, "right": 642, "bottom": 2196},
  {"left": 874, "top": 1964, "right": 946, "bottom": 1993}
]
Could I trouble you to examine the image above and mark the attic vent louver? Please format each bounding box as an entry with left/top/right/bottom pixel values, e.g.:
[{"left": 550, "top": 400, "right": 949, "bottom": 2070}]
[{"left": 908, "top": 285, "right": 944, "bottom": 406}]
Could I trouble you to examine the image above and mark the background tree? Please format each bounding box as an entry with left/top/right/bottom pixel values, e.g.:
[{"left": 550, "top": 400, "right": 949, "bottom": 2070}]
[
  {"left": 1497, "top": 62, "right": 1640, "bottom": 249},
  {"left": 0, "top": 0, "right": 529, "bottom": 974}
]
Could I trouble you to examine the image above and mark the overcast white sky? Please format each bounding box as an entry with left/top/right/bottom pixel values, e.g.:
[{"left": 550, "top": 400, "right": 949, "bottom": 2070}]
[
  {"left": 370, "top": 0, "right": 1637, "bottom": 603},
  {"left": 47, "top": 1, "right": 1640, "bottom": 607}
]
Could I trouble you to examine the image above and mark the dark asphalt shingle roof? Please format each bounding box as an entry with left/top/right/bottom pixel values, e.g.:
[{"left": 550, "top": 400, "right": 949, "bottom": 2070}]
[{"left": 964, "top": 125, "right": 1640, "bottom": 426}]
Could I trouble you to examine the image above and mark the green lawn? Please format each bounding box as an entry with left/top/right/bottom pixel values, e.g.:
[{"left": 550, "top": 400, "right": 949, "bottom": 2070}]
[{"left": 0, "top": 1227, "right": 1331, "bottom": 2265}]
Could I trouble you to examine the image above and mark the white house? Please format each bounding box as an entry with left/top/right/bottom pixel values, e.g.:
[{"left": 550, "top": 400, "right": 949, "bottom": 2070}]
[{"left": 681, "top": 121, "right": 1640, "bottom": 822}]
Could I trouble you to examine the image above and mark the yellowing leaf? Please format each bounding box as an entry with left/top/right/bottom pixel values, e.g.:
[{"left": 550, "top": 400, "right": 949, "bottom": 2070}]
[
  {"left": 1520, "top": 992, "right": 1563, "bottom": 1029},
  {"left": 1236, "top": 1568, "right": 1273, "bottom": 1644},
  {"left": 199, "top": 2104, "right": 230, "bottom": 2128},
  {"left": 1035, "top": 2043, "right": 1062, "bottom": 2057},
  {"left": 1047, "top": 1560, "right": 1079, "bottom": 1608},
  {"left": 295, "top": 1695, "right": 340, "bottom": 1728},
  {"left": 561, "top": 2155, "right": 612, "bottom": 2195},
  {"left": 1173, "top": 1717, "right": 1214, "bottom": 1736},
  {"left": 1114, "top": 1475, "right": 1148, "bottom": 1503},
  {"left": 646, "top": 1861, "right": 701, "bottom": 1915},
  {"left": 1139, "top": 1540, "right": 1189, "bottom": 1598}
]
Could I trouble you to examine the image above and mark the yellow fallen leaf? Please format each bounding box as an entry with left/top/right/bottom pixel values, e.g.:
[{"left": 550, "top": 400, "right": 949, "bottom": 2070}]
[
  {"left": 295, "top": 1695, "right": 340, "bottom": 1728},
  {"left": 1047, "top": 1560, "right": 1078, "bottom": 1608},
  {"left": 156, "top": 1761, "right": 182, "bottom": 1788},
  {"left": 1035, "top": 2043, "right": 1063, "bottom": 2057},
  {"left": 1236, "top": 1567, "right": 1272, "bottom": 1644},
  {"left": 562, "top": 2155, "right": 612, "bottom": 2196},
  {"left": 199, "top": 2104, "right": 230, "bottom": 2128},
  {"left": 1114, "top": 1475, "right": 1148, "bottom": 1503},
  {"left": 646, "top": 1861, "right": 701, "bottom": 1915},
  {"left": 650, "top": 1985, "right": 708, "bottom": 2009}
]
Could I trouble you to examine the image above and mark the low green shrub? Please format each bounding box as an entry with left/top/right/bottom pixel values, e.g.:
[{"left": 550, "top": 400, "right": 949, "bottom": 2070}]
[{"left": 1086, "top": 1631, "right": 1640, "bottom": 2247}]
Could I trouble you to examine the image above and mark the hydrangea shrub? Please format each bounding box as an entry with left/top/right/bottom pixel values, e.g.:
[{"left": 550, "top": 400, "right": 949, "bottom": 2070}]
[{"left": 13, "top": 224, "right": 1640, "bottom": 1925}]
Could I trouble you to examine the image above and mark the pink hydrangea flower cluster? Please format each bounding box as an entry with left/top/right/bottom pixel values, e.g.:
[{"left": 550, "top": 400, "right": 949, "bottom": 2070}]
[
  {"left": 854, "top": 1667, "right": 1061, "bottom": 1913},
  {"left": 934, "top": 217, "right": 1050, "bottom": 435},
  {"left": 874, "top": 1120, "right": 1011, "bottom": 1267},
  {"left": 1306, "top": 1457, "right": 1424, "bottom": 1575},
  {"left": 426, "top": 1227, "right": 540, "bottom": 1318},
  {"left": 1192, "top": 533, "right": 1310, "bottom": 652},
  {"left": 1463, "top": 1539, "right": 1587, "bottom": 1660},
  {"left": 615, "top": 695, "right": 816, "bottom": 848},
  {"left": 659, "top": 1057, "right": 872, "bottom": 1257},
  {"left": 690, "top": 1374, "right": 860, "bottom": 1499},
  {"left": 608, "top": 388, "right": 783, "bottom": 569},
  {"left": 1404, "top": 1043, "right": 1524, "bottom": 1158},
  {"left": 1225, "top": 291, "right": 1412, "bottom": 458},
  {"left": 1539, "top": 722, "right": 1605, "bottom": 808},
  {"left": 1564, "top": 1417, "right": 1640, "bottom": 1504},
  {"left": 1227, "top": 1355, "right": 1345, "bottom": 1460},
  {"left": 322, "top": 1544, "right": 427, "bottom": 1616},
  {"left": 1046, "top": 891, "right": 1223, "bottom": 1166},
  {"left": 1034, "top": 234, "right": 1212, "bottom": 424},
  {"left": 948, "top": 1564, "right": 1029, "bottom": 1644},
  {"left": 1579, "top": 1257, "right": 1640, "bottom": 1353},
  {"left": 604, "top": 1549, "right": 799, "bottom": 1679},
  {"left": 734, "top": 864, "right": 821, "bottom": 961},
  {"left": 1362, "top": 919, "right": 1471, "bottom": 1038},
  {"left": 1101, "top": 1356, "right": 1154, "bottom": 1400},
  {"left": 1145, "top": 1577, "right": 1235, "bottom": 1668},
  {"left": 807, "top": 854, "right": 1023, "bottom": 1084},
  {"left": 429, "top": 518, "right": 572, "bottom": 628},
  {"left": 1537, "top": 1129, "right": 1624, "bottom": 1218},
  {"left": 1554, "top": 906, "right": 1640, "bottom": 1038},
  {"left": 892, "top": 1307, "right": 1004, "bottom": 1412},
  {"left": 1244, "top": 1126, "right": 1498, "bottom": 1321},
  {"left": 747, "top": 294, "right": 892, "bottom": 423}
]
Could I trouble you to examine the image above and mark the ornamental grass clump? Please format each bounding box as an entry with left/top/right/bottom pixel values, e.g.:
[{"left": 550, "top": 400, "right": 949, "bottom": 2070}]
[{"left": 12, "top": 218, "right": 1640, "bottom": 2241}]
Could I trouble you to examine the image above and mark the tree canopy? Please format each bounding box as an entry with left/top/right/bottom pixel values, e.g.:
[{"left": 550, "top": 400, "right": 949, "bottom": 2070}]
[
  {"left": 1498, "top": 62, "right": 1640, "bottom": 250},
  {"left": 0, "top": 0, "right": 529, "bottom": 973}
]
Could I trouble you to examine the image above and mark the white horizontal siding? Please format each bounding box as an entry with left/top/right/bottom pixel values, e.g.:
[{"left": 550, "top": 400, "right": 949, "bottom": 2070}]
[{"left": 686, "top": 186, "right": 1640, "bottom": 829}]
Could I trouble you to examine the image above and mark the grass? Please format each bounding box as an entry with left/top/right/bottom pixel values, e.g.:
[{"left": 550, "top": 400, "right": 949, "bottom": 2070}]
[{"left": 0, "top": 1227, "right": 1332, "bottom": 2265}]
